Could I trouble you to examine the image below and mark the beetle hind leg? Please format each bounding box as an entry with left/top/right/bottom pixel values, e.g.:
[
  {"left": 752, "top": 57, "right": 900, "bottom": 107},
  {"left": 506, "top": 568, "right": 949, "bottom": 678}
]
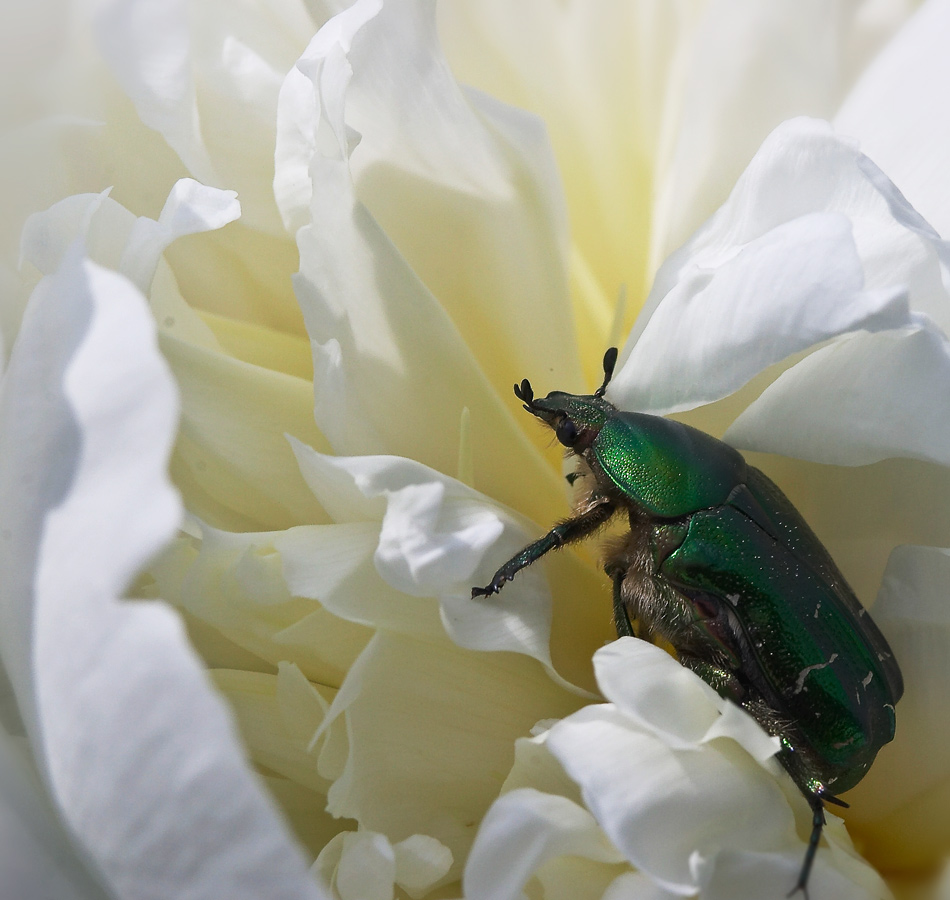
[
  {"left": 610, "top": 569, "right": 636, "bottom": 638},
  {"left": 787, "top": 791, "right": 826, "bottom": 900}
]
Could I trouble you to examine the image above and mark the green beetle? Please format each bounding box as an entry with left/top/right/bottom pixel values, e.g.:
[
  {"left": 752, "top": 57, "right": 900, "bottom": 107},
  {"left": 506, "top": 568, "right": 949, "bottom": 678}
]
[{"left": 472, "top": 348, "right": 902, "bottom": 898}]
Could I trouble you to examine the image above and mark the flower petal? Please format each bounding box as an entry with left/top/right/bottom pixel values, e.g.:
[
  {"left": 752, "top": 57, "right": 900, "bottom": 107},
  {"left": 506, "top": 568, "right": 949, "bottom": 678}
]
[
  {"left": 163, "top": 337, "right": 331, "bottom": 530},
  {"left": 835, "top": 0, "right": 950, "bottom": 238},
  {"left": 20, "top": 188, "right": 226, "bottom": 352},
  {"left": 725, "top": 325, "right": 950, "bottom": 466},
  {"left": 318, "top": 631, "right": 582, "bottom": 884},
  {"left": 698, "top": 848, "right": 884, "bottom": 900},
  {"left": 0, "top": 727, "right": 108, "bottom": 900},
  {"left": 0, "top": 244, "right": 327, "bottom": 899},
  {"left": 611, "top": 118, "right": 922, "bottom": 415},
  {"left": 211, "top": 667, "right": 331, "bottom": 794},
  {"left": 601, "top": 871, "right": 682, "bottom": 900},
  {"left": 392, "top": 834, "right": 454, "bottom": 899},
  {"left": 463, "top": 788, "right": 623, "bottom": 900},
  {"left": 314, "top": 831, "right": 394, "bottom": 900},
  {"left": 593, "top": 639, "right": 779, "bottom": 762},
  {"left": 288, "top": 442, "right": 568, "bottom": 671},
  {"left": 545, "top": 705, "right": 794, "bottom": 894},
  {"left": 93, "top": 0, "right": 318, "bottom": 235},
  {"left": 650, "top": 2, "right": 891, "bottom": 266},
  {"left": 160, "top": 525, "right": 370, "bottom": 687},
  {"left": 280, "top": 0, "right": 577, "bottom": 526}
]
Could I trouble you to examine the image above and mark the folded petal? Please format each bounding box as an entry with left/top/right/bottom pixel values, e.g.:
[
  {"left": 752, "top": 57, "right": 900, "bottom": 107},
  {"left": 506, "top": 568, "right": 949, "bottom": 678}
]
[
  {"left": 279, "top": 0, "right": 577, "bottom": 525},
  {"left": 545, "top": 705, "right": 793, "bottom": 894},
  {"left": 0, "top": 244, "right": 327, "bottom": 900},
  {"left": 725, "top": 325, "right": 950, "bottom": 466},
  {"left": 611, "top": 118, "right": 934, "bottom": 416},
  {"left": 464, "top": 788, "right": 623, "bottom": 900},
  {"left": 592, "top": 639, "right": 779, "bottom": 762},
  {"left": 93, "top": 0, "right": 320, "bottom": 234}
]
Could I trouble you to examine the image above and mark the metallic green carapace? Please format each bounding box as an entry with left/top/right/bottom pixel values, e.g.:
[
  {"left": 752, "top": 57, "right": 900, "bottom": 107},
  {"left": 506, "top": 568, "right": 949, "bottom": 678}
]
[{"left": 472, "top": 348, "right": 903, "bottom": 899}]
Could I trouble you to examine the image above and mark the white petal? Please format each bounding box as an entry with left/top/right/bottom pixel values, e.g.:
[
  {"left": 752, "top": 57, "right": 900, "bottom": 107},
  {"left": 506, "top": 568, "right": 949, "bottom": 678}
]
[
  {"left": 612, "top": 118, "right": 921, "bottom": 415},
  {"left": 164, "top": 525, "right": 369, "bottom": 686},
  {"left": 593, "top": 639, "right": 780, "bottom": 762},
  {"left": 836, "top": 0, "right": 950, "bottom": 238},
  {"left": 288, "top": 442, "right": 566, "bottom": 672},
  {"left": 652, "top": 2, "right": 876, "bottom": 264},
  {"left": 92, "top": 0, "right": 217, "bottom": 183},
  {"left": 726, "top": 325, "right": 950, "bottom": 466},
  {"left": 275, "top": 521, "right": 437, "bottom": 643},
  {"left": 0, "top": 245, "right": 327, "bottom": 900},
  {"left": 601, "top": 871, "right": 682, "bottom": 900},
  {"left": 164, "top": 337, "right": 330, "bottom": 531},
  {"left": 315, "top": 831, "right": 395, "bottom": 900},
  {"left": 280, "top": 0, "right": 576, "bottom": 525},
  {"left": 545, "top": 705, "right": 793, "bottom": 894},
  {"left": 119, "top": 178, "right": 240, "bottom": 293},
  {"left": 699, "top": 848, "right": 882, "bottom": 900},
  {"left": 318, "top": 631, "right": 582, "bottom": 883},
  {"left": 0, "top": 728, "right": 108, "bottom": 900},
  {"left": 463, "top": 788, "right": 623, "bottom": 900},
  {"left": 19, "top": 186, "right": 232, "bottom": 352},
  {"left": 392, "top": 834, "right": 454, "bottom": 899},
  {"left": 211, "top": 668, "right": 330, "bottom": 794}
]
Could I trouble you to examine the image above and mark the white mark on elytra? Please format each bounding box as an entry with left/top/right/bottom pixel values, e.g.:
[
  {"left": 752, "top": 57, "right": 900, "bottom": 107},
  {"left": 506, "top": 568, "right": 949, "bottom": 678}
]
[
  {"left": 855, "top": 687, "right": 862, "bottom": 706},
  {"left": 858, "top": 608, "right": 867, "bottom": 617},
  {"left": 726, "top": 593, "right": 740, "bottom": 604},
  {"left": 813, "top": 601, "right": 821, "bottom": 619},
  {"left": 793, "top": 653, "right": 839, "bottom": 694},
  {"left": 861, "top": 671, "right": 873, "bottom": 689}
]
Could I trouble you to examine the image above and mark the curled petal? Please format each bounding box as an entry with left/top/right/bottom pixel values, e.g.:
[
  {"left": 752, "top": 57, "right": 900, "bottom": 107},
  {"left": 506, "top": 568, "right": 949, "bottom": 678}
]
[
  {"left": 464, "top": 788, "right": 623, "bottom": 900},
  {"left": 0, "top": 245, "right": 327, "bottom": 900},
  {"left": 593, "top": 639, "right": 780, "bottom": 762},
  {"left": 611, "top": 118, "right": 929, "bottom": 415},
  {"left": 545, "top": 704, "right": 793, "bottom": 894}
]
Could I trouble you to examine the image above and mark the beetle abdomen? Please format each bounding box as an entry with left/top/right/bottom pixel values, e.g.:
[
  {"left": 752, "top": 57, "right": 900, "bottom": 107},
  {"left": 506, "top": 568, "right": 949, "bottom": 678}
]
[{"left": 662, "top": 503, "right": 898, "bottom": 789}]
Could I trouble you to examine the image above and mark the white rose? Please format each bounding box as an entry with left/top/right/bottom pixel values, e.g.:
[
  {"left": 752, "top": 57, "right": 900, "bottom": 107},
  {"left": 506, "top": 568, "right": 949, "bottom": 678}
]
[{"left": 1, "top": 1, "right": 947, "bottom": 899}]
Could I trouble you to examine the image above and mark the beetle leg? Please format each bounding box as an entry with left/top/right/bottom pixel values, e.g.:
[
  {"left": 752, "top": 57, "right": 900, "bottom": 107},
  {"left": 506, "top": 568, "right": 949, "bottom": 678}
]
[
  {"left": 472, "top": 499, "right": 617, "bottom": 597},
  {"left": 610, "top": 569, "right": 636, "bottom": 637},
  {"left": 677, "top": 654, "right": 746, "bottom": 704},
  {"left": 788, "top": 791, "right": 826, "bottom": 900}
]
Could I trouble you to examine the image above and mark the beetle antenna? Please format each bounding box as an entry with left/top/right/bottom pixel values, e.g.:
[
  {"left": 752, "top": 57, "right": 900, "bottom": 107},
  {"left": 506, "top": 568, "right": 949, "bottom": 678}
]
[
  {"left": 513, "top": 378, "right": 535, "bottom": 409},
  {"left": 595, "top": 347, "right": 618, "bottom": 398}
]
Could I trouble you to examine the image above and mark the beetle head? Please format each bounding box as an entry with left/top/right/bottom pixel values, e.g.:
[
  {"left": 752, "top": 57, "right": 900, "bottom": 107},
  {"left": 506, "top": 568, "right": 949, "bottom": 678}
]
[{"left": 513, "top": 348, "right": 618, "bottom": 452}]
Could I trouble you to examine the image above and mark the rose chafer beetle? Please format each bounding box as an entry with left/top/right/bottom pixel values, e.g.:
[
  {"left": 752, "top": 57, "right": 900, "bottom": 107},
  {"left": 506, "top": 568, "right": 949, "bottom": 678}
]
[{"left": 473, "top": 348, "right": 902, "bottom": 898}]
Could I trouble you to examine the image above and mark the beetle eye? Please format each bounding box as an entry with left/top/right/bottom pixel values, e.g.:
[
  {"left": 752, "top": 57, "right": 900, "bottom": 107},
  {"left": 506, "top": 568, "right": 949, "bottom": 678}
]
[{"left": 555, "top": 417, "right": 578, "bottom": 447}]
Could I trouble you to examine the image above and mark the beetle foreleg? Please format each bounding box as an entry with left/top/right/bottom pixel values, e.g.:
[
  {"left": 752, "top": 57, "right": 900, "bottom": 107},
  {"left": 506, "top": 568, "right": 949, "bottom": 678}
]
[{"left": 472, "top": 500, "right": 617, "bottom": 597}]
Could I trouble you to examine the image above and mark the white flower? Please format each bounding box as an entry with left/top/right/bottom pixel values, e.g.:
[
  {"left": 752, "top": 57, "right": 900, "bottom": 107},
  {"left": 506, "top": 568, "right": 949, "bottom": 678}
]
[{"left": 2, "top": 1, "right": 949, "bottom": 899}]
